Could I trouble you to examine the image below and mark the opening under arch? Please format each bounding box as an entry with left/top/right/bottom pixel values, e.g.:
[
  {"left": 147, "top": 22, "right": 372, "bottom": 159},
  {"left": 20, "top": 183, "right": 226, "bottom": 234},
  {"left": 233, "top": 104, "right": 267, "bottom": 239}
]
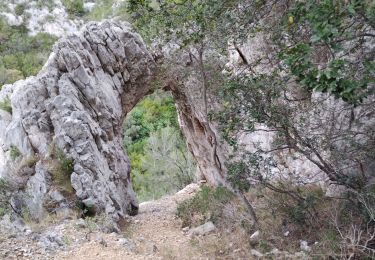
[{"left": 123, "top": 90, "right": 196, "bottom": 202}]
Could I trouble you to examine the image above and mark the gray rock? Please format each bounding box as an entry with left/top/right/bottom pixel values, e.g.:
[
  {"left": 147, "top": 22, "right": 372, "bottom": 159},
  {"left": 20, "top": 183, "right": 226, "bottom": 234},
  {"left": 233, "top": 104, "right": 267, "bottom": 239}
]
[
  {"left": 118, "top": 238, "right": 130, "bottom": 245},
  {"left": 0, "top": 20, "right": 230, "bottom": 222},
  {"left": 250, "top": 230, "right": 260, "bottom": 241},
  {"left": 24, "top": 162, "right": 48, "bottom": 220},
  {"left": 49, "top": 190, "right": 65, "bottom": 204},
  {"left": 55, "top": 207, "right": 75, "bottom": 220},
  {"left": 0, "top": 214, "right": 28, "bottom": 235},
  {"left": 188, "top": 221, "right": 216, "bottom": 237},
  {"left": 300, "top": 240, "right": 311, "bottom": 252},
  {"left": 75, "top": 218, "right": 86, "bottom": 228},
  {"left": 37, "top": 230, "right": 64, "bottom": 251},
  {"left": 250, "top": 249, "right": 263, "bottom": 257},
  {"left": 0, "top": 21, "right": 155, "bottom": 221}
]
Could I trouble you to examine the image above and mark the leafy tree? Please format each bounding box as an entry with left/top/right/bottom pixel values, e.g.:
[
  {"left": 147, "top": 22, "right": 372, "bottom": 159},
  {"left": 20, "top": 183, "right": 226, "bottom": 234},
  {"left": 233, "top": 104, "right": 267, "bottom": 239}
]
[
  {"left": 133, "top": 126, "right": 196, "bottom": 201},
  {"left": 128, "top": 0, "right": 374, "bottom": 104},
  {"left": 123, "top": 91, "right": 195, "bottom": 201},
  {"left": 0, "top": 17, "right": 57, "bottom": 83},
  {"left": 62, "top": 0, "right": 85, "bottom": 16},
  {"left": 127, "top": 1, "right": 375, "bottom": 229}
]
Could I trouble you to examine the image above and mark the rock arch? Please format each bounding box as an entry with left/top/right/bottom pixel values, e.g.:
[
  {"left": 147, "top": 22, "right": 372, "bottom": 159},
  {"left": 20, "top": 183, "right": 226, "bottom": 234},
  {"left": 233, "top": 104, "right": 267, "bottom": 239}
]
[{"left": 0, "top": 21, "right": 225, "bottom": 221}]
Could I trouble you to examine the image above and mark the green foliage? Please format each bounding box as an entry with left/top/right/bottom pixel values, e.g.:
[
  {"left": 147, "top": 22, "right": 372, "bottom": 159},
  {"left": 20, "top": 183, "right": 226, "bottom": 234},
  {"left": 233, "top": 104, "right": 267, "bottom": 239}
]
[
  {"left": 14, "top": 3, "right": 26, "bottom": 16},
  {"left": 278, "top": 0, "right": 374, "bottom": 103},
  {"left": 0, "top": 179, "right": 11, "bottom": 217},
  {"left": 176, "top": 186, "right": 234, "bottom": 227},
  {"left": 124, "top": 91, "right": 179, "bottom": 148},
  {"left": 127, "top": 0, "right": 232, "bottom": 48},
  {"left": 0, "top": 96, "right": 12, "bottom": 114},
  {"left": 132, "top": 126, "right": 196, "bottom": 201},
  {"left": 84, "top": 216, "right": 99, "bottom": 232},
  {"left": 9, "top": 145, "right": 20, "bottom": 160},
  {"left": 227, "top": 154, "right": 262, "bottom": 192},
  {"left": 314, "top": 227, "right": 341, "bottom": 255},
  {"left": 278, "top": 196, "right": 317, "bottom": 225},
  {"left": 123, "top": 91, "right": 195, "bottom": 201},
  {"left": 0, "top": 67, "right": 23, "bottom": 86},
  {"left": 49, "top": 147, "right": 74, "bottom": 194},
  {"left": 341, "top": 187, "right": 375, "bottom": 224},
  {"left": 62, "top": 0, "right": 85, "bottom": 16},
  {"left": 21, "top": 206, "right": 32, "bottom": 223},
  {"left": 62, "top": 235, "right": 72, "bottom": 246},
  {"left": 84, "top": 0, "right": 129, "bottom": 21},
  {"left": 128, "top": 0, "right": 374, "bottom": 104},
  {"left": 0, "top": 17, "right": 57, "bottom": 84},
  {"left": 35, "top": 0, "right": 56, "bottom": 11}
]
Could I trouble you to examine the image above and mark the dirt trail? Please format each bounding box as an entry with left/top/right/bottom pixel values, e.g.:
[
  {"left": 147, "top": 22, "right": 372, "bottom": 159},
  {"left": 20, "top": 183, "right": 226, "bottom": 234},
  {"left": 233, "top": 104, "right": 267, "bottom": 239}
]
[{"left": 56, "top": 183, "right": 207, "bottom": 260}]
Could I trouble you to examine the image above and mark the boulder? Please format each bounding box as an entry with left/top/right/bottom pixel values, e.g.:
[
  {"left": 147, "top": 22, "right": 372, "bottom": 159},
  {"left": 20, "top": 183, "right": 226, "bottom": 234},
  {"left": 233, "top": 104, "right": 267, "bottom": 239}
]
[{"left": 187, "top": 221, "right": 216, "bottom": 237}]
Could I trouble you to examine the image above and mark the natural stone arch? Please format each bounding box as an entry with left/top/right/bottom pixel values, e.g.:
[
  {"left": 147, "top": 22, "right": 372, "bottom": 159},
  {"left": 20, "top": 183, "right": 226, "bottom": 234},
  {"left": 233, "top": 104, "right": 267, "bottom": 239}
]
[{"left": 0, "top": 21, "right": 225, "bottom": 221}]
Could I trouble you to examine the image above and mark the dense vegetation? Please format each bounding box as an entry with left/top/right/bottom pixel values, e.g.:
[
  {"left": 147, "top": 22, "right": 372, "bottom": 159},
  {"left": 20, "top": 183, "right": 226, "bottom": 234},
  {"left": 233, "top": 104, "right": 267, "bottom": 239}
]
[
  {"left": 128, "top": 0, "right": 375, "bottom": 258},
  {"left": 1, "top": 0, "right": 374, "bottom": 257},
  {"left": 0, "top": 17, "right": 57, "bottom": 86},
  {"left": 123, "top": 91, "right": 195, "bottom": 201}
]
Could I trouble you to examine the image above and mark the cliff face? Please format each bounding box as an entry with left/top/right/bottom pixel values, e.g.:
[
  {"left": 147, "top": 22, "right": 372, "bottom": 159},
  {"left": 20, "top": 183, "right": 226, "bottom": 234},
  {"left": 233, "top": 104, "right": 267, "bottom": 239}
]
[
  {"left": 0, "top": 21, "right": 226, "bottom": 221},
  {"left": 226, "top": 33, "right": 375, "bottom": 190}
]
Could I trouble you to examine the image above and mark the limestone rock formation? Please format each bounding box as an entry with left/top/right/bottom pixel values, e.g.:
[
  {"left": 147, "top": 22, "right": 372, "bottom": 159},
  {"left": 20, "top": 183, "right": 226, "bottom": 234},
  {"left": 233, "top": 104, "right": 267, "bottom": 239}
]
[
  {"left": 0, "top": 20, "right": 228, "bottom": 221},
  {"left": 0, "top": 21, "right": 156, "bottom": 221}
]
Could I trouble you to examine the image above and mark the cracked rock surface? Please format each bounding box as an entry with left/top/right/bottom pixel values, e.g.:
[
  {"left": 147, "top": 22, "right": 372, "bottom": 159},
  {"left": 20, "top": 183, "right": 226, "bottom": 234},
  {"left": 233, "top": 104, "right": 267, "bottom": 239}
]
[
  {"left": 0, "top": 20, "right": 156, "bottom": 220},
  {"left": 0, "top": 19, "right": 228, "bottom": 223}
]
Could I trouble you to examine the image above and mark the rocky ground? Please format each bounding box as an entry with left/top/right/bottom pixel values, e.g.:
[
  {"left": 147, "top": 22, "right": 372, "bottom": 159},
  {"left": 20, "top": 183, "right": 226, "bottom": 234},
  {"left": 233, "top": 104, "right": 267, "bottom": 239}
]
[
  {"left": 0, "top": 183, "right": 311, "bottom": 259},
  {"left": 0, "top": 184, "right": 203, "bottom": 260}
]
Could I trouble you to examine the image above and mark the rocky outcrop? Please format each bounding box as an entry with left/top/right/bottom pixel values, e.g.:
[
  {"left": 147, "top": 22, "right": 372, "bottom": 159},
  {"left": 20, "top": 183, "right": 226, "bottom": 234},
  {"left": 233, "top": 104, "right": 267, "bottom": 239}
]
[
  {"left": 166, "top": 80, "right": 227, "bottom": 186},
  {"left": 0, "top": 20, "right": 228, "bottom": 221},
  {"left": 0, "top": 21, "right": 156, "bottom": 221}
]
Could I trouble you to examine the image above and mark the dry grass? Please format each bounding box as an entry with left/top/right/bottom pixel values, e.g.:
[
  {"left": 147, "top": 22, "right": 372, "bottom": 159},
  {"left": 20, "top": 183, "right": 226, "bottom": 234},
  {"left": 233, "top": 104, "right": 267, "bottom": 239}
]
[{"left": 175, "top": 183, "right": 375, "bottom": 258}]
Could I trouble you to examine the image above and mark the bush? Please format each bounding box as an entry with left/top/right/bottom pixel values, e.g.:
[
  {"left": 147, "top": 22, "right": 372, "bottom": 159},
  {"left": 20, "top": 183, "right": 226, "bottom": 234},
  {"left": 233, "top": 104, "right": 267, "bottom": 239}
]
[
  {"left": 62, "top": 0, "right": 85, "bottom": 16},
  {"left": 84, "top": 0, "right": 129, "bottom": 21},
  {"left": 9, "top": 145, "right": 20, "bottom": 160},
  {"left": 0, "top": 67, "right": 23, "bottom": 86},
  {"left": 0, "top": 17, "right": 57, "bottom": 84},
  {"left": 14, "top": 4, "right": 26, "bottom": 16},
  {"left": 0, "top": 179, "right": 12, "bottom": 217},
  {"left": 124, "top": 91, "right": 195, "bottom": 202},
  {"left": 35, "top": 0, "right": 56, "bottom": 11},
  {"left": 49, "top": 147, "right": 74, "bottom": 194},
  {"left": 0, "top": 96, "right": 12, "bottom": 114},
  {"left": 176, "top": 186, "right": 234, "bottom": 227}
]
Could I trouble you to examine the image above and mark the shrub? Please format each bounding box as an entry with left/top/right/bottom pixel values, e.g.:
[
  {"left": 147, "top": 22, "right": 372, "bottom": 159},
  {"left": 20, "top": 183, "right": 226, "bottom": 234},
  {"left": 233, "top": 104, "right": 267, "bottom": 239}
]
[
  {"left": 62, "top": 0, "right": 85, "bottom": 16},
  {"left": 0, "top": 96, "right": 12, "bottom": 114},
  {"left": 35, "top": 0, "right": 56, "bottom": 11},
  {"left": 176, "top": 186, "right": 234, "bottom": 227},
  {"left": 0, "top": 67, "right": 23, "bottom": 86},
  {"left": 9, "top": 145, "right": 20, "bottom": 160},
  {"left": 0, "top": 17, "right": 57, "bottom": 84},
  {"left": 124, "top": 91, "right": 194, "bottom": 202},
  {"left": 14, "top": 4, "right": 26, "bottom": 16},
  {"left": 84, "top": 0, "right": 129, "bottom": 21},
  {"left": 0, "top": 179, "right": 12, "bottom": 217},
  {"left": 49, "top": 147, "right": 74, "bottom": 194},
  {"left": 264, "top": 183, "right": 324, "bottom": 226}
]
